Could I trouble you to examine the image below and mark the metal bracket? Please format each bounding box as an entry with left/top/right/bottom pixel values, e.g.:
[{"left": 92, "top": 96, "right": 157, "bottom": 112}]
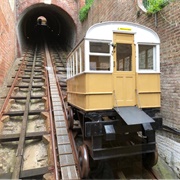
[{"left": 104, "top": 124, "right": 116, "bottom": 141}]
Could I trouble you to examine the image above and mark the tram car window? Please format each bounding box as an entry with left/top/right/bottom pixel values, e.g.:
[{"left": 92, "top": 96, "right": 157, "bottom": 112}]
[
  {"left": 116, "top": 43, "right": 132, "bottom": 71},
  {"left": 138, "top": 45, "right": 156, "bottom": 70},
  {"left": 89, "top": 41, "right": 111, "bottom": 71},
  {"left": 66, "top": 21, "right": 162, "bottom": 178}
]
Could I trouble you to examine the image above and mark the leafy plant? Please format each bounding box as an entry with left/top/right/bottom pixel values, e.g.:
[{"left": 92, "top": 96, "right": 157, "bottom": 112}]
[
  {"left": 143, "top": 0, "right": 169, "bottom": 14},
  {"left": 79, "top": 0, "right": 94, "bottom": 22}
]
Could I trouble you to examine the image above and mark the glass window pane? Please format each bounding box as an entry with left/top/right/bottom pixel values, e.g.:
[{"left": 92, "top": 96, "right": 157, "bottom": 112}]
[
  {"left": 90, "top": 42, "right": 110, "bottom": 53},
  {"left": 116, "top": 43, "right": 132, "bottom": 71},
  {"left": 72, "top": 54, "right": 76, "bottom": 76},
  {"left": 139, "top": 45, "right": 154, "bottom": 70},
  {"left": 70, "top": 57, "right": 72, "bottom": 77},
  {"left": 77, "top": 48, "right": 80, "bottom": 73},
  {"left": 90, "top": 56, "right": 110, "bottom": 71}
]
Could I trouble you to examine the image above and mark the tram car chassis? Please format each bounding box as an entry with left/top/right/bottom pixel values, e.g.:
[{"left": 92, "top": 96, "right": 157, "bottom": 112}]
[{"left": 66, "top": 21, "right": 162, "bottom": 178}]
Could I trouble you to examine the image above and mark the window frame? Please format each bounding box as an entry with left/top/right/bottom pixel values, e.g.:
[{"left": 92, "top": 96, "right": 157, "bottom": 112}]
[
  {"left": 67, "top": 40, "right": 85, "bottom": 79},
  {"left": 136, "top": 43, "right": 160, "bottom": 73},
  {"left": 86, "top": 39, "right": 112, "bottom": 73},
  {"left": 137, "top": 0, "right": 147, "bottom": 13}
]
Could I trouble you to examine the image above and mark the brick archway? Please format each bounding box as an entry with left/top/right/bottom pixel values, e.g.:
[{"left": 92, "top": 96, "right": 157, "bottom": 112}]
[
  {"left": 17, "top": 0, "right": 78, "bottom": 26},
  {"left": 16, "top": 0, "right": 79, "bottom": 55}
]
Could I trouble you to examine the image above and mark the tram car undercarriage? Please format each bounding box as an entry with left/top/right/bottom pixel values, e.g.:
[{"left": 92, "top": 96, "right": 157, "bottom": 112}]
[{"left": 66, "top": 21, "right": 162, "bottom": 178}]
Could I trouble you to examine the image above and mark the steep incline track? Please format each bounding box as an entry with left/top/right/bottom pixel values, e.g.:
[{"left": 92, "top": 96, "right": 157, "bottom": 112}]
[{"left": 0, "top": 42, "right": 79, "bottom": 179}]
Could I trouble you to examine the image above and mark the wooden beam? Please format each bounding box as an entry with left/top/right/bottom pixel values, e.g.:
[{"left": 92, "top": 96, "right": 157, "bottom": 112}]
[
  {"left": 0, "top": 167, "right": 49, "bottom": 179},
  {"left": 0, "top": 131, "right": 48, "bottom": 142}
]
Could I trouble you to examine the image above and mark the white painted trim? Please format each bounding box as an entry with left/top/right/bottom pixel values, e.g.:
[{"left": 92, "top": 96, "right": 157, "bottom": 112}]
[
  {"left": 137, "top": 0, "right": 147, "bottom": 13},
  {"left": 136, "top": 43, "right": 160, "bottom": 73},
  {"left": 79, "top": 47, "right": 82, "bottom": 73},
  {"left": 85, "top": 40, "right": 89, "bottom": 71}
]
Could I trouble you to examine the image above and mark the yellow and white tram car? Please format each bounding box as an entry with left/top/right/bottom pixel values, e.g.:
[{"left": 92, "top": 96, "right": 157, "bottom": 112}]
[
  {"left": 66, "top": 21, "right": 161, "bottom": 178},
  {"left": 67, "top": 21, "right": 160, "bottom": 110}
]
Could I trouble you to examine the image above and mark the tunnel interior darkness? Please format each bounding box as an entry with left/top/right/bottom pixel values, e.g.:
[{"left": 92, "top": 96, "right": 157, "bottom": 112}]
[{"left": 17, "top": 3, "right": 76, "bottom": 54}]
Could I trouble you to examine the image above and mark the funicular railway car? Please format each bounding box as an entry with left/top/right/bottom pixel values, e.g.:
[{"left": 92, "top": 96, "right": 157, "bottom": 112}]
[{"left": 66, "top": 21, "right": 161, "bottom": 178}]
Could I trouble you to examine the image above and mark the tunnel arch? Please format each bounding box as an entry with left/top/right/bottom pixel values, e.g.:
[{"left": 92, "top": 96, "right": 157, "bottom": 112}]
[
  {"left": 17, "top": 3, "right": 77, "bottom": 55},
  {"left": 37, "top": 16, "right": 47, "bottom": 25}
]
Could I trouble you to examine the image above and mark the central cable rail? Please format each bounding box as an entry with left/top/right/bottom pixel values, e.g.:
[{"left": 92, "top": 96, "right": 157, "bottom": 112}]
[{"left": 44, "top": 42, "right": 79, "bottom": 179}]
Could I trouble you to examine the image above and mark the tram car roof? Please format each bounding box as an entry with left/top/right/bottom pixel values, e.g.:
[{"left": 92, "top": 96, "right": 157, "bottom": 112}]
[{"left": 85, "top": 21, "right": 160, "bottom": 44}]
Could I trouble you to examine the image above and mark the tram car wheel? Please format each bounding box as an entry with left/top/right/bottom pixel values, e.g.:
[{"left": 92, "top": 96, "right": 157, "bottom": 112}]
[
  {"left": 143, "top": 145, "right": 158, "bottom": 168},
  {"left": 67, "top": 106, "right": 74, "bottom": 129},
  {"left": 78, "top": 144, "right": 90, "bottom": 178}
]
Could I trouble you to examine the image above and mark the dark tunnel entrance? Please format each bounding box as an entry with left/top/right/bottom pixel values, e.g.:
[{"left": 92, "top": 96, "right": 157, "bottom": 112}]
[{"left": 17, "top": 3, "right": 76, "bottom": 54}]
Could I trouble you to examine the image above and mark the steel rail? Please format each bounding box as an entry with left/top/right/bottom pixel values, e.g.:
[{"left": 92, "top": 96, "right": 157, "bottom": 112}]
[
  {"left": 148, "top": 168, "right": 159, "bottom": 179},
  {"left": 0, "top": 48, "right": 31, "bottom": 120},
  {"left": 12, "top": 45, "right": 38, "bottom": 179}
]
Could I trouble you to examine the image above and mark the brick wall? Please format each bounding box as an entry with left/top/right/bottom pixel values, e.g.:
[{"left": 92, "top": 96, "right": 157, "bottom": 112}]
[
  {"left": 0, "top": 0, "right": 16, "bottom": 86},
  {"left": 77, "top": 0, "right": 180, "bottom": 176},
  {"left": 157, "top": 2, "right": 180, "bottom": 130}
]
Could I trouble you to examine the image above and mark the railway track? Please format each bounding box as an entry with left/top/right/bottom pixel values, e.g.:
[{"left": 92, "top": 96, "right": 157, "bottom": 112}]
[
  {"left": 115, "top": 161, "right": 159, "bottom": 179},
  {"left": 0, "top": 40, "right": 161, "bottom": 179},
  {"left": 85, "top": 152, "right": 159, "bottom": 179},
  {"left": 0, "top": 42, "right": 79, "bottom": 179}
]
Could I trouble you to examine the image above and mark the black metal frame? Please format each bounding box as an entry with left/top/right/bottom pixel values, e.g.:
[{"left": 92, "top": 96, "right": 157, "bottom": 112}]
[{"left": 71, "top": 106, "right": 162, "bottom": 161}]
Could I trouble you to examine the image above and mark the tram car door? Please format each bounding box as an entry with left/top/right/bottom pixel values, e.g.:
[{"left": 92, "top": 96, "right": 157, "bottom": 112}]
[{"left": 113, "top": 33, "right": 136, "bottom": 107}]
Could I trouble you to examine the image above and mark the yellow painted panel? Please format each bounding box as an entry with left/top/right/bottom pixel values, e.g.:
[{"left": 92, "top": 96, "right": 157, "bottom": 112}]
[
  {"left": 67, "top": 78, "right": 76, "bottom": 92},
  {"left": 68, "top": 93, "right": 113, "bottom": 111},
  {"left": 76, "top": 74, "right": 86, "bottom": 93},
  {"left": 137, "top": 73, "right": 160, "bottom": 92},
  {"left": 114, "top": 33, "right": 134, "bottom": 43},
  {"left": 68, "top": 93, "right": 87, "bottom": 110},
  {"left": 114, "top": 76, "right": 124, "bottom": 104},
  {"left": 113, "top": 74, "right": 136, "bottom": 106},
  {"left": 87, "top": 94, "right": 113, "bottom": 110},
  {"left": 67, "top": 73, "right": 114, "bottom": 111},
  {"left": 67, "top": 74, "right": 86, "bottom": 93},
  {"left": 126, "top": 76, "right": 135, "bottom": 102},
  {"left": 138, "top": 94, "right": 161, "bottom": 108},
  {"left": 136, "top": 73, "right": 161, "bottom": 108},
  {"left": 86, "top": 74, "right": 113, "bottom": 92},
  {"left": 67, "top": 79, "right": 72, "bottom": 92},
  {"left": 75, "top": 94, "right": 87, "bottom": 109}
]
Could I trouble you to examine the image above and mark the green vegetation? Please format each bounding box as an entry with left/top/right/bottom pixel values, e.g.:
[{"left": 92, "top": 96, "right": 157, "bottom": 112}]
[
  {"left": 79, "top": 0, "right": 94, "bottom": 22},
  {"left": 143, "top": 0, "right": 170, "bottom": 14}
]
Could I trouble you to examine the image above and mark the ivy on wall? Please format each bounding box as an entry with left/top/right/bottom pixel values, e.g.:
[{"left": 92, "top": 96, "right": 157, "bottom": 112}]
[
  {"left": 79, "top": 0, "right": 94, "bottom": 22},
  {"left": 143, "top": 0, "right": 170, "bottom": 14}
]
